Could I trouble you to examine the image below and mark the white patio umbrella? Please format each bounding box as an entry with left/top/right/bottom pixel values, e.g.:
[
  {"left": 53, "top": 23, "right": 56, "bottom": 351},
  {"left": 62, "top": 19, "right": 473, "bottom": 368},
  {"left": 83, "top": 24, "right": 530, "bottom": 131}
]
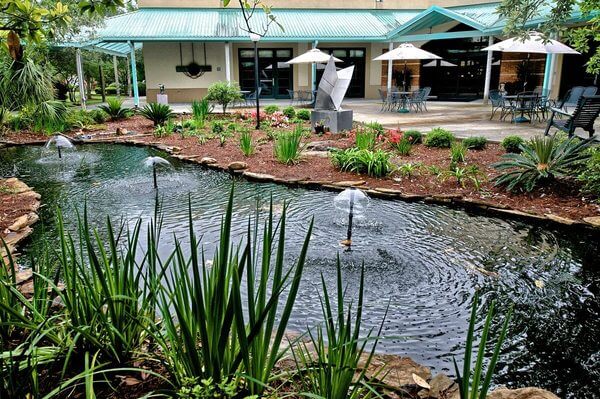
[
  {"left": 423, "top": 60, "right": 457, "bottom": 67},
  {"left": 373, "top": 43, "right": 441, "bottom": 92},
  {"left": 483, "top": 31, "right": 579, "bottom": 90},
  {"left": 286, "top": 48, "right": 343, "bottom": 93}
]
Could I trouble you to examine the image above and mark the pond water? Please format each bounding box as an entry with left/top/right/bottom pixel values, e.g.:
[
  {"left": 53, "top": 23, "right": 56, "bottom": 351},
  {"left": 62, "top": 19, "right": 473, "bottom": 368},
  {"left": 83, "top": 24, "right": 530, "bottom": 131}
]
[{"left": 1, "top": 143, "right": 599, "bottom": 398}]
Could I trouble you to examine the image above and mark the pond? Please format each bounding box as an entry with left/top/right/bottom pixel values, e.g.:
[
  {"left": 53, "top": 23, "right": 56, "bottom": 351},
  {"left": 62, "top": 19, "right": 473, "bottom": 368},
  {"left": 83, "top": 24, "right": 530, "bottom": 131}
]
[{"left": 1, "top": 143, "right": 598, "bottom": 398}]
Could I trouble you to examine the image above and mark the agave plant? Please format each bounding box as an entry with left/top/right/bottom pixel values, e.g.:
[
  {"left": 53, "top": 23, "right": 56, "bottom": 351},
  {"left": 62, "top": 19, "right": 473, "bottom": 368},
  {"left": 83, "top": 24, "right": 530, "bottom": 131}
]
[
  {"left": 493, "top": 135, "right": 593, "bottom": 192},
  {"left": 138, "top": 102, "right": 175, "bottom": 126},
  {"left": 98, "top": 98, "right": 131, "bottom": 120}
]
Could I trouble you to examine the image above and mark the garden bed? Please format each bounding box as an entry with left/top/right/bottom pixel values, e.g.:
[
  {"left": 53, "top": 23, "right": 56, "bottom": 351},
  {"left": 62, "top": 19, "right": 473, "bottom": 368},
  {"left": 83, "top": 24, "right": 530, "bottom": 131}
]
[{"left": 2, "top": 111, "right": 599, "bottom": 228}]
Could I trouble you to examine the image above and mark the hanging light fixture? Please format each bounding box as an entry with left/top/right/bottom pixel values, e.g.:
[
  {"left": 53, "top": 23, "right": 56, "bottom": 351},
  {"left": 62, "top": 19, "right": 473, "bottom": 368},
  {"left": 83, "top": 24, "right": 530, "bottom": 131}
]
[{"left": 176, "top": 42, "right": 212, "bottom": 79}]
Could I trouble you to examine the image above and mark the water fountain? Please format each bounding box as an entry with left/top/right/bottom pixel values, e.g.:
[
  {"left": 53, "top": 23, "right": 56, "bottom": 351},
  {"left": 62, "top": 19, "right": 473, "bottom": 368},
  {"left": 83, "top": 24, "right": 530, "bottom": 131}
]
[
  {"left": 44, "top": 134, "right": 75, "bottom": 159},
  {"left": 144, "top": 156, "right": 171, "bottom": 189},
  {"left": 334, "top": 187, "right": 369, "bottom": 246}
]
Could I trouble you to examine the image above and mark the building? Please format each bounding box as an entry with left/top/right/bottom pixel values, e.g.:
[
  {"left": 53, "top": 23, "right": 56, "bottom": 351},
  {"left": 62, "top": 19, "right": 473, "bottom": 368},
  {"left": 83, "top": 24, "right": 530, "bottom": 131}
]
[{"left": 80, "top": 0, "right": 597, "bottom": 105}]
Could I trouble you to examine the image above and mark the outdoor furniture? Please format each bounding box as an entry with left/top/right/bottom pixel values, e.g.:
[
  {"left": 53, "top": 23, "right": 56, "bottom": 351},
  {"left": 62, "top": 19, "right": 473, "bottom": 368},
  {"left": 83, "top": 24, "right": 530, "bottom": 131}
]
[
  {"left": 489, "top": 89, "right": 511, "bottom": 120},
  {"left": 505, "top": 92, "right": 539, "bottom": 123},
  {"left": 559, "top": 86, "right": 586, "bottom": 112},
  {"left": 244, "top": 88, "right": 262, "bottom": 107},
  {"left": 390, "top": 91, "right": 411, "bottom": 113},
  {"left": 287, "top": 89, "right": 296, "bottom": 105},
  {"left": 544, "top": 95, "right": 600, "bottom": 138},
  {"left": 408, "top": 88, "right": 428, "bottom": 112},
  {"left": 378, "top": 88, "right": 391, "bottom": 111},
  {"left": 421, "top": 87, "right": 432, "bottom": 111}
]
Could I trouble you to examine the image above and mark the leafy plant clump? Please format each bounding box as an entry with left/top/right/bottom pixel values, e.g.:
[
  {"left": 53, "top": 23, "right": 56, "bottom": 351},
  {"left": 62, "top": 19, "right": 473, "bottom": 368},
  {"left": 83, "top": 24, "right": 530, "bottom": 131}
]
[
  {"left": 139, "top": 103, "right": 174, "bottom": 126},
  {"left": 211, "top": 120, "right": 225, "bottom": 135},
  {"left": 296, "top": 109, "right": 311, "bottom": 121},
  {"left": 494, "top": 135, "right": 593, "bottom": 192},
  {"left": 404, "top": 129, "right": 423, "bottom": 144},
  {"left": 425, "top": 128, "right": 455, "bottom": 148},
  {"left": 264, "top": 105, "right": 280, "bottom": 114},
  {"left": 282, "top": 106, "right": 296, "bottom": 119},
  {"left": 578, "top": 146, "right": 600, "bottom": 199},
  {"left": 394, "top": 138, "right": 412, "bottom": 156},
  {"left": 463, "top": 136, "right": 487, "bottom": 150},
  {"left": 274, "top": 124, "right": 304, "bottom": 164},
  {"left": 355, "top": 128, "right": 377, "bottom": 150},
  {"left": 206, "top": 81, "right": 242, "bottom": 113},
  {"left": 191, "top": 98, "right": 213, "bottom": 128},
  {"left": 239, "top": 129, "right": 254, "bottom": 156},
  {"left": 501, "top": 135, "right": 524, "bottom": 153},
  {"left": 450, "top": 141, "right": 467, "bottom": 163},
  {"left": 99, "top": 98, "right": 131, "bottom": 121},
  {"left": 331, "top": 148, "right": 393, "bottom": 177},
  {"left": 365, "top": 121, "right": 385, "bottom": 137}
]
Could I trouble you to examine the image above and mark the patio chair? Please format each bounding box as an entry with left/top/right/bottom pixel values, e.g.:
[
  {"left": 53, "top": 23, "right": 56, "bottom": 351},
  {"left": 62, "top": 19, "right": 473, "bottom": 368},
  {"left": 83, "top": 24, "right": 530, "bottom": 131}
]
[
  {"left": 489, "top": 89, "right": 510, "bottom": 120},
  {"left": 287, "top": 89, "right": 296, "bottom": 105},
  {"left": 509, "top": 91, "right": 538, "bottom": 123},
  {"left": 245, "top": 88, "right": 262, "bottom": 107},
  {"left": 544, "top": 95, "right": 600, "bottom": 138},
  {"left": 421, "top": 87, "right": 432, "bottom": 112},
  {"left": 559, "top": 86, "right": 585, "bottom": 112},
  {"left": 408, "top": 89, "right": 426, "bottom": 113},
  {"left": 378, "top": 88, "right": 390, "bottom": 112}
]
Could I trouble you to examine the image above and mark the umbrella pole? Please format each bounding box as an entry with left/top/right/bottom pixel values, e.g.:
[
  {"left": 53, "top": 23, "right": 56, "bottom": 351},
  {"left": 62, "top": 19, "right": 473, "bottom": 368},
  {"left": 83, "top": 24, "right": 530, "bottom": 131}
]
[
  {"left": 403, "top": 60, "right": 408, "bottom": 92},
  {"left": 524, "top": 53, "right": 530, "bottom": 91}
]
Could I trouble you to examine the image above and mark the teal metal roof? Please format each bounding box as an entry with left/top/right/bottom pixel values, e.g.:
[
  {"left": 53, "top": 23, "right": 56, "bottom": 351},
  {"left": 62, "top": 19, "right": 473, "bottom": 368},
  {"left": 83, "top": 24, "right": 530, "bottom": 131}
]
[{"left": 77, "top": 3, "right": 594, "bottom": 44}]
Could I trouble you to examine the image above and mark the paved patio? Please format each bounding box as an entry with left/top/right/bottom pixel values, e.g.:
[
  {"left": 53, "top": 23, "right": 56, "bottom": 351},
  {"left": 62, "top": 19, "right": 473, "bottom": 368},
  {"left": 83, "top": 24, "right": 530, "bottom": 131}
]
[{"left": 97, "top": 97, "right": 598, "bottom": 143}]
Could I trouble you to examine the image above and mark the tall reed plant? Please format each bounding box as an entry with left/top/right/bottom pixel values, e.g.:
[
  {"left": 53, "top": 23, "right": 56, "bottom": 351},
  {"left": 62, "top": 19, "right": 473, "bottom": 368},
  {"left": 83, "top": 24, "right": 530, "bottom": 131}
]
[
  {"left": 239, "top": 129, "right": 254, "bottom": 156},
  {"left": 274, "top": 124, "right": 304, "bottom": 164},
  {"left": 191, "top": 98, "right": 212, "bottom": 128},
  {"left": 355, "top": 129, "right": 377, "bottom": 150}
]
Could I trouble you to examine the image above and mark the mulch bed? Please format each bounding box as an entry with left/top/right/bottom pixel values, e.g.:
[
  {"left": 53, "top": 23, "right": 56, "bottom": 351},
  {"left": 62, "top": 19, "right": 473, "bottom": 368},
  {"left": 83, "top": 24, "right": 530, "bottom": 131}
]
[
  {"left": 0, "top": 180, "right": 38, "bottom": 232},
  {"left": 2, "top": 114, "right": 599, "bottom": 223}
]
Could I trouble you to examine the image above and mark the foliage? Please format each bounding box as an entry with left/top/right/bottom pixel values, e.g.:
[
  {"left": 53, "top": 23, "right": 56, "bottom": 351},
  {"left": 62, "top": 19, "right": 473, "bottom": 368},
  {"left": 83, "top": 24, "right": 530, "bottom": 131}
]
[
  {"left": 0, "top": 58, "right": 56, "bottom": 110},
  {"left": 497, "top": 0, "right": 600, "bottom": 75},
  {"left": 264, "top": 105, "right": 280, "bottom": 114},
  {"left": 450, "top": 142, "right": 468, "bottom": 163},
  {"left": 397, "top": 162, "right": 421, "bottom": 178},
  {"left": 296, "top": 109, "right": 311, "bottom": 121},
  {"left": 292, "top": 261, "right": 385, "bottom": 399},
  {"left": 331, "top": 148, "right": 393, "bottom": 177},
  {"left": 463, "top": 136, "right": 487, "bottom": 150},
  {"left": 282, "top": 106, "right": 296, "bottom": 119},
  {"left": 0, "top": 107, "right": 7, "bottom": 127},
  {"left": 355, "top": 128, "right": 377, "bottom": 150},
  {"left": 404, "top": 129, "right": 423, "bottom": 144},
  {"left": 139, "top": 102, "right": 174, "bottom": 126},
  {"left": 425, "top": 128, "right": 455, "bottom": 148},
  {"left": 191, "top": 98, "right": 213, "bottom": 128},
  {"left": 239, "top": 129, "right": 255, "bottom": 156},
  {"left": 501, "top": 135, "right": 525, "bottom": 153},
  {"left": 98, "top": 98, "right": 130, "bottom": 120},
  {"left": 493, "top": 136, "right": 593, "bottom": 191},
  {"left": 454, "top": 292, "right": 512, "bottom": 399},
  {"left": 211, "top": 120, "right": 225, "bottom": 135},
  {"left": 578, "top": 146, "right": 600, "bottom": 199},
  {"left": 274, "top": 124, "right": 304, "bottom": 164},
  {"left": 206, "top": 81, "right": 242, "bottom": 114},
  {"left": 393, "top": 138, "right": 412, "bottom": 156},
  {"left": 177, "top": 377, "right": 241, "bottom": 399},
  {"left": 365, "top": 121, "right": 385, "bottom": 137},
  {"left": 153, "top": 191, "right": 313, "bottom": 396}
]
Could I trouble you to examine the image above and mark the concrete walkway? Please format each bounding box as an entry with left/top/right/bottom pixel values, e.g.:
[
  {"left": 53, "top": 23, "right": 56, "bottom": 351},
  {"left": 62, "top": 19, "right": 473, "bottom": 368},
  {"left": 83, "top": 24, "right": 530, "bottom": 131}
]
[{"left": 92, "top": 97, "right": 598, "bottom": 142}]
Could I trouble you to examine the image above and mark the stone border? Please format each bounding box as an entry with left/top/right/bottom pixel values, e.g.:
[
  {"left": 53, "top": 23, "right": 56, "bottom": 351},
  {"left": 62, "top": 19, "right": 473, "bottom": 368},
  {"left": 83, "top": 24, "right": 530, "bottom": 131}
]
[{"left": 2, "top": 137, "right": 600, "bottom": 233}]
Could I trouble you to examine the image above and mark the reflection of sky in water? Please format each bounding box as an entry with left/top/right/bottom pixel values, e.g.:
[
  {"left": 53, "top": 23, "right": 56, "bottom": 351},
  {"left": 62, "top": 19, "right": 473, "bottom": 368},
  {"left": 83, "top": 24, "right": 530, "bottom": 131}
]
[{"left": 1, "top": 144, "right": 598, "bottom": 398}]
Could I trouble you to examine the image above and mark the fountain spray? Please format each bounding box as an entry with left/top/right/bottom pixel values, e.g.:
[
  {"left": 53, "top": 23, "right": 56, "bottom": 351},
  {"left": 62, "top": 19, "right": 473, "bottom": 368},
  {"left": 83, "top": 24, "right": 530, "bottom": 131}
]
[
  {"left": 45, "top": 134, "right": 75, "bottom": 159},
  {"left": 334, "top": 187, "right": 369, "bottom": 247},
  {"left": 144, "top": 156, "right": 172, "bottom": 189}
]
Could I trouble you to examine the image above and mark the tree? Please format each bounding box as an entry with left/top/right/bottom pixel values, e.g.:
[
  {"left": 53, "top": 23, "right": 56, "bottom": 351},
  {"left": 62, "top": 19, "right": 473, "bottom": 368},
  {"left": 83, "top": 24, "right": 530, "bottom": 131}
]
[
  {"left": 206, "top": 81, "right": 242, "bottom": 114},
  {"left": 498, "top": 0, "right": 600, "bottom": 74}
]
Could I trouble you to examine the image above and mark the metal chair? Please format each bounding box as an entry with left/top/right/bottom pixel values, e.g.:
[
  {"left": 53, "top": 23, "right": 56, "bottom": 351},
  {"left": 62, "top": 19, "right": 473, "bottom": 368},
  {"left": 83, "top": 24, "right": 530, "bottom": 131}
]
[
  {"left": 378, "top": 88, "right": 391, "bottom": 111},
  {"left": 421, "top": 87, "right": 432, "bottom": 112},
  {"left": 408, "top": 89, "right": 426, "bottom": 113},
  {"left": 545, "top": 95, "right": 600, "bottom": 138},
  {"left": 489, "top": 89, "right": 510, "bottom": 120},
  {"left": 287, "top": 89, "right": 296, "bottom": 105},
  {"left": 245, "top": 87, "right": 262, "bottom": 107},
  {"left": 559, "top": 86, "right": 586, "bottom": 112},
  {"left": 509, "top": 91, "right": 538, "bottom": 123}
]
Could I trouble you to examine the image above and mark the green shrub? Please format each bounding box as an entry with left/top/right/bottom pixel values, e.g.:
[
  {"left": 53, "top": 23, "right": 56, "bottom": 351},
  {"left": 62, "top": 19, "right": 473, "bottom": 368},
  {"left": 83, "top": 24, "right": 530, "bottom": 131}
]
[
  {"left": 365, "top": 121, "right": 385, "bottom": 137},
  {"left": 99, "top": 98, "right": 131, "bottom": 121},
  {"left": 264, "top": 105, "right": 279, "bottom": 114},
  {"left": 397, "top": 162, "right": 420, "bottom": 177},
  {"left": 89, "top": 109, "right": 108, "bottom": 124},
  {"left": 274, "top": 124, "right": 304, "bottom": 164},
  {"left": 104, "top": 83, "right": 121, "bottom": 95},
  {"left": 425, "top": 128, "right": 455, "bottom": 148},
  {"left": 450, "top": 142, "right": 467, "bottom": 163},
  {"left": 0, "top": 107, "right": 7, "bottom": 126},
  {"left": 239, "top": 129, "right": 254, "bottom": 156},
  {"left": 404, "top": 129, "right": 423, "bottom": 144},
  {"left": 355, "top": 128, "right": 376, "bottom": 150},
  {"left": 206, "top": 81, "right": 242, "bottom": 113},
  {"left": 331, "top": 148, "right": 392, "bottom": 177},
  {"left": 138, "top": 102, "right": 174, "bottom": 126},
  {"left": 282, "top": 106, "right": 296, "bottom": 119},
  {"left": 394, "top": 138, "right": 412, "bottom": 156},
  {"left": 501, "top": 135, "right": 524, "bottom": 153},
  {"left": 191, "top": 98, "right": 212, "bottom": 128},
  {"left": 296, "top": 109, "right": 310, "bottom": 121},
  {"left": 494, "top": 136, "right": 593, "bottom": 191},
  {"left": 30, "top": 100, "right": 69, "bottom": 133},
  {"left": 578, "top": 146, "right": 600, "bottom": 199},
  {"left": 463, "top": 136, "right": 487, "bottom": 150},
  {"left": 211, "top": 120, "right": 225, "bottom": 135}
]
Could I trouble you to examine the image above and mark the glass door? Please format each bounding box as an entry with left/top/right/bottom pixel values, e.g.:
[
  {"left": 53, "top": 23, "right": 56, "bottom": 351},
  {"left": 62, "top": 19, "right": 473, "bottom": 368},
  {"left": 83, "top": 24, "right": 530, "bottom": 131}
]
[{"left": 238, "top": 48, "right": 293, "bottom": 99}]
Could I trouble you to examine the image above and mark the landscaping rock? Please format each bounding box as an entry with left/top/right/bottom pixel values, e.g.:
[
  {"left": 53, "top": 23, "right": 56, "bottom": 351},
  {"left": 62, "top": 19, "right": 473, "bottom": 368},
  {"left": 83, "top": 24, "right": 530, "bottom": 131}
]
[
  {"left": 583, "top": 216, "right": 600, "bottom": 227},
  {"left": 3, "top": 227, "right": 33, "bottom": 247},
  {"left": 243, "top": 172, "right": 275, "bottom": 182},
  {"left": 200, "top": 157, "right": 218, "bottom": 165},
  {"left": 487, "top": 387, "right": 560, "bottom": 399},
  {"left": 545, "top": 213, "right": 576, "bottom": 225},
  {"left": 417, "top": 374, "right": 458, "bottom": 399},
  {"left": 305, "top": 140, "right": 338, "bottom": 151},
  {"left": 227, "top": 161, "right": 248, "bottom": 171},
  {"left": 363, "top": 354, "right": 431, "bottom": 390},
  {"left": 302, "top": 150, "right": 330, "bottom": 158},
  {"left": 333, "top": 180, "right": 366, "bottom": 187},
  {"left": 8, "top": 215, "right": 30, "bottom": 231},
  {"left": 374, "top": 188, "right": 404, "bottom": 195}
]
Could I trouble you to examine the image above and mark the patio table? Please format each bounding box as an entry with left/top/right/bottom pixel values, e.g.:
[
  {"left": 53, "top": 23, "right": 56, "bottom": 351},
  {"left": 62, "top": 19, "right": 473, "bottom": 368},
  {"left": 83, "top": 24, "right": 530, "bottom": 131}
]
[
  {"left": 505, "top": 94, "right": 538, "bottom": 123},
  {"left": 391, "top": 91, "right": 412, "bottom": 113}
]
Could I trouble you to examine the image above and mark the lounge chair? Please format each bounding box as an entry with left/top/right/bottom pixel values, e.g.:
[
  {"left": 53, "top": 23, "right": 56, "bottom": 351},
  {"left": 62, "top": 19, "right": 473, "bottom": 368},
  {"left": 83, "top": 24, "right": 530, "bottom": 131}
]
[
  {"left": 559, "top": 86, "right": 586, "bottom": 112},
  {"left": 544, "top": 95, "right": 600, "bottom": 138}
]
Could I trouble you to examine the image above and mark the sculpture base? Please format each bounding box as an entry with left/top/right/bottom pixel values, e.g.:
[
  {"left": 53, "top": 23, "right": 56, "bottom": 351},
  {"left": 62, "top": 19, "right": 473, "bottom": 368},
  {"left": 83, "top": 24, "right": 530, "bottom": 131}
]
[
  {"left": 311, "top": 110, "right": 353, "bottom": 133},
  {"left": 157, "top": 94, "right": 169, "bottom": 105}
]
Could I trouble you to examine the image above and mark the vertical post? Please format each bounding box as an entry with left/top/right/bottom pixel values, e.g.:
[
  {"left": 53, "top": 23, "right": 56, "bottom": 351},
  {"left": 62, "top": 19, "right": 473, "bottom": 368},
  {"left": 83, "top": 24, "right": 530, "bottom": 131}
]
[
  {"left": 311, "top": 40, "right": 318, "bottom": 92},
  {"left": 129, "top": 41, "right": 139, "bottom": 108},
  {"left": 387, "top": 41, "right": 394, "bottom": 91},
  {"left": 483, "top": 35, "right": 494, "bottom": 104},
  {"left": 225, "top": 42, "right": 232, "bottom": 83},
  {"left": 542, "top": 53, "right": 555, "bottom": 96},
  {"left": 99, "top": 64, "right": 106, "bottom": 103},
  {"left": 113, "top": 55, "right": 121, "bottom": 97},
  {"left": 126, "top": 55, "right": 132, "bottom": 97},
  {"left": 253, "top": 40, "right": 260, "bottom": 129},
  {"left": 76, "top": 48, "right": 86, "bottom": 110}
]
